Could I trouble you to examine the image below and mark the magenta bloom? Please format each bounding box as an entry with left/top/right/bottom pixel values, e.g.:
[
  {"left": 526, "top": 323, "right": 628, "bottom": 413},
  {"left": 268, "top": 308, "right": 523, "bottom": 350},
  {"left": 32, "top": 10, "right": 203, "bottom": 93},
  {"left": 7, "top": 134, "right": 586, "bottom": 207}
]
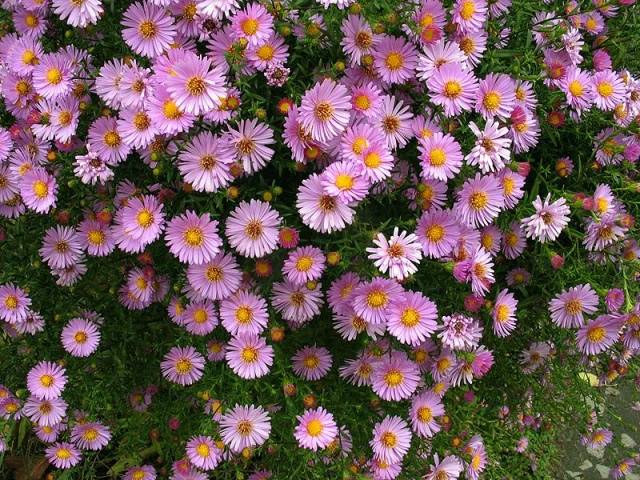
[
  {"left": 367, "top": 227, "right": 423, "bottom": 280},
  {"left": 410, "top": 391, "right": 444, "bottom": 438},
  {"left": 166, "top": 54, "right": 226, "bottom": 116},
  {"left": 521, "top": 194, "right": 570, "bottom": 243},
  {"left": 562, "top": 67, "right": 593, "bottom": 111},
  {"left": 425, "top": 455, "right": 464, "bottom": 480},
  {"left": 20, "top": 167, "right": 57, "bottom": 214},
  {"left": 416, "top": 209, "right": 461, "bottom": 259},
  {"left": 271, "top": 280, "right": 323, "bottom": 324},
  {"left": 77, "top": 219, "right": 115, "bottom": 257},
  {"left": 187, "top": 252, "right": 242, "bottom": 301},
  {"left": 371, "top": 351, "right": 420, "bottom": 401},
  {"left": 0, "top": 283, "right": 32, "bottom": 324},
  {"left": 492, "top": 289, "right": 518, "bottom": 337},
  {"left": 549, "top": 284, "right": 599, "bottom": 328},
  {"left": 419, "top": 131, "right": 463, "bottom": 181},
  {"left": 294, "top": 407, "right": 338, "bottom": 451},
  {"left": 226, "top": 118, "right": 275, "bottom": 174},
  {"left": 121, "top": 2, "right": 176, "bottom": 58},
  {"left": 283, "top": 245, "right": 326, "bottom": 286},
  {"left": 23, "top": 395, "right": 67, "bottom": 426},
  {"left": 165, "top": 210, "right": 222, "bottom": 265},
  {"left": 178, "top": 132, "right": 234, "bottom": 193},
  {"left": 321, "top": 160, "right": 370, "bottom": 204},
  {"left": 27, "top": 361, "right": 67, "bottom": 400},
  {"left": 226, "top": 199, "right": 281, "bottom": 258},
  {"left": 451, "top": 0, "right": 488, "bottom": 33},
  {"left": 328, "top": 272, "right": 362, "bottom": 315},
  {"left": 476, "top": 73, "right": 516, "bottom": 119},
  {"left": 186, "top": 435, "right": 222, "bottom": 471},
  {"left": 352, "top": 277, "right": 403, "bottom": 325},
  {"left": 184, "top": 301, "right": 219, "bottom": 336},
  {"left": 123, "top": 465, "right": 156, "bottom": 480},
  {"left": 299, "top": 79, "right": 351, "bottom": 143},
  {"left": 576, "top": 315, "right": 620, "bottom": 355},
  {"left": 39, "top": 225, "right": 83, "bottom": 269},
  {"left": 427, "top": 62, "right": 478, "bottom": 117},
  {"left": 220, "top": 404, "right": 271, "bottom": 452},
  {"left": 71, "top": 422, "right": 111, "bottom": 450},
  {"left": 45, "top": 442, "right": 81, "bottom": 469},
  {"left": 33, "top": 53, "right": 73, "bottom": 99},
  {"left": 438, "top": 313, "right": 483, "bottom": 350},
  {"left": 292, "top": 345, "right": 333, "bottom": 381},
  {"left": 220, "top": 290, "right": 269, "bottom": 336},
  {"left": 61, "top": 318, "right": 101, "bottom": 356},
  {"left": 373, "top": 35, "right": 418, "bottom": 84},
  {"left": 454, "top": 173, "right": 504, "bottom": 228},
  {"left": 52, "top": 0, "right": 102, "bottom": 27},
  {"left": 231, "top": 2, "right": 273, "bottom": 47},
  {"left": 370, "top": 415, "right": 412, "bottom": 464},
  {"left": 226, "top": 333, "right": 274, "bottom": 379},
  {"left": 121, "top": 194, "right": 165, "bottom": 246},
  {"left": 297, "top": 173, "right": 355, "bottom": 233},
  {"left": 160, "top": 346, "right": 206, "bottom": 385},
  {"left": 341, "top": 14, "right": 379, "bottom": 64},
  {"left": 387, "top": 291, "right": 438, "bottom": 346},
  {"left": 591, "top": 70, "right": 625, "bottom": 111},
  {"left": 466, "top": 119, "right": 511, "bottom": 173},
  {"left": 498, "top": 168, "right": 525, "bottom": 209}
]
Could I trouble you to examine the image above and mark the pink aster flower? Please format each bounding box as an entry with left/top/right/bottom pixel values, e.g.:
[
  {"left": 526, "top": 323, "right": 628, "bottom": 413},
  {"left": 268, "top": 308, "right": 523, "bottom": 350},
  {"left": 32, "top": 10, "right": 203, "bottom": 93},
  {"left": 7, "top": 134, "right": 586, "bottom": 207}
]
[
  {"left": 416, "top": 40, "right": 466, "bottom": 79},
  {"left": 278, "top": 227, "right": 300, "bottom": 249},
  {"left": 340, "top": 14, "right": 379, "bottom": 65},
  {"left": 492, "top": 289, "right": 518, "bottom": 337},
  {"left": 349, "top": 81, "right": 383, "bottom": 119},
  {"left": 549, "top": 284, "right": 599, "bottom": 328},
  {"left": 39, "top": 225, "right": 83, "bottom": 269},
  {"left": 231, "top": 3, "right": 274, "bottom": 47},
  {"left": 497, "top": 168, "right": 525, "bottom": 209},
  {"left": 451, "top": 0, "right": 488, "bottom": 33},
  {"left": 454, "top": 173, "right": 504, "bottom": 228},
  {"left": 220, "top": 404, "right": 271, "bottom": 453},
  {"left": 367, "top": 227, "right": 423, "bottom": 280},
  {"left": 466, "top": 119, "right": 511, "bottom": 173},
  {"left": 52, "top": 0, "right": 103, "bottom": 27},
  {"left": 358, "top": 142, "right": 395, "bottom": 183},
  {"left": 584, "top": 214, "right": 627, "bottom": 251},
  {"left": 371, "top": 351, "right": 420, "bottom": 401},
  {"left": 438, "top": 313, "right": 482, "bottom": 350},
  {"left": 576, "top": 315, "right": 621, "bottom": 355},
  {"left": 23, "top": 395, "right": 67, "bottom": 426},
  {"left": 294, "top": 407, "right": 338, "bottom": 451},
  {"left": 184, "top": 300, "right": 218, "bottom": 336},
  {"left": 581, "top": 428, "right": 613, "bottom": 449},
  {"left": 165, "top": 210, "right": 222, "bottom": 265},
  {"left": 592, "top": 70, "right": 625, "bottom": 110},
  {"left": 373, "top": 94, "right": 413, "bottom": 149},
  {"left": 123, "top": 465, "right": 156, "bottom": 480},
  {"left": 299, "top": 79, "right": 351, "bottom": 143},
  {"left": 370, "top": 415, "right": 411, "bottom": 464},
  {"left": 27, "top": 361, "right": 67, "bottom": 400},
  {"left": 220, "top": 290, "right": 268, "bottom": 336},
  {"left": 160, "top": 346, "right": 205, "bottom": 385},
  {"left": 0, "top": 283, "right": 31, "bottom": 324},
  {"left": 271, "top": 280, "right": 323, "bottom": 324},
  {"left": 562, "top": 67, "right": 594, "bottom": 111},
  {"left": 226, "top": 118, "right": 275, "bottom": 174},
  {"left": 521, "top": 194, "right": 570, "bottom": 243},
  {"left": 416, "top": 209, "right": 461, "bottom": 259},
  {"left": 71, "top": 422, "right": 111, "bottom": 450},
  {"left": 292, "top": 345, "right": 333, "bottom": 381},
  {"left": 117, "top": 108, "right": 157, "bottom": 149},
  {"left": 387, "top": 291, "right": 438, "bottom": 346},
  {"left": 185, "top": 435, "right": 222, "bottom": 471},
  {"left": 226, "top": 199, "right": 281, "bottom": 258},
  {"left": 340, "top": 123, "right": 385, "bottom": 163},
  {"left": 297, "top": 173, "right": 355, "bottom": 233},
  {"left": 425, "top": 454, "right": 464, "bottom": 480},
  {"left": 410, "top": 391, "right": 444, "bottom": 438},
  {"left": 419, "top": 132, "right": 463, "bottom": 181},
  {"left": 45, "top": 442, "right": 81, "bottom": 469},
  {"left": 226, "top": 333, "right": 274, "bottom": 379},
  {"left": 147, "top": 86, "right": 195, "bottom": 136},
  {"left": 186, "top": 252, "right": 242, "bottom": 301},
  {"left": 166, "top": 54, "right": 226, "bottom": 115},
  {"left": 353, "top": 277, "right": 403, "bottom": 325},
  {"left": 321, "top": 160, "right": 370, "bottom": 204},
  {"left": 456, "top": 246, "right": 495, "bottom": 295},
  {"left": 178, "top": 132, "right": 234, "bottom": 193},
  {"left": 121, "top": 194, "right": 165, "bottom": 246},
  {"left": 328, "top": 272, "right": 362, "bottom": 315},
  {"left": 479, "top": 224, "right": 502, "bottom": 256},
  {"left": 121, "top": 2, "right": 176, "bottom": 58},
  {"left": 373, "top": 35, "right": 418, "bottom": 85},
  {"left": 426, "top": 61, "right": 478, "bottom": 117},
  {"left": 476, "top": 73, "right": 516, "bottom": 119},
  {"left": 20, "top": 167, "right": 57, "bottom": 214},
  {"left": 87, "top": 117, "right": 131, "bottom": 165},
  {"left": 60, "top": 318, "right": 100, "bottom": 356},
  {"left": 283, "top": 245, "right": 326, "bottom": 286},
  {"left": 32, "top": 53, "right": 73, "bottom": 99}
]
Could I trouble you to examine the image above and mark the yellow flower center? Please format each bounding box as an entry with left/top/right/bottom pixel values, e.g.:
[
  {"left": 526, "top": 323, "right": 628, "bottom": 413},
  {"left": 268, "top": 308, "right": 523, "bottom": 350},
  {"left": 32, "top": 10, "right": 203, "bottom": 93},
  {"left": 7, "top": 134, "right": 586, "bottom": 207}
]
[
  {"left": 495, "top": 304, "right": 510, "bottom": 322},
  {"left": 83, "top": 428, "right": 98, "bottom": 441},
  {"left": 196, "top": 442, "right": 210, "bottom": 457},
  {"left": 426, "top": 224, "right": 445, "bottom": 242},
  {"left": 133, "top": 112, "right": 150, "bottom": 130},
  {"left": 587, "top": 326, "right": 606, "bottom": 343},
  {"left": 444, "top": 80, "right": 462, "bottom": 98},
  {"left": 296, "top": 256, "right": 313, "bottom": 272},
  {"left": 25, "top": 14, "right": 39, "bottom": 27},
  {"left": 244, "top": 219, "right": 263, "bottom": 240},
  {"left": 184, "top": 227, "right": 204, "bottom": 246},
  {"left": 193, "top": 309, "right": 208, "bottom": 324},
  {"left": 241, "top": 18, "right": 259, "bottom": 36},
  {"left": 460, "top": 0, "right": 476, "bottom": 20},
  {"left": 385, "top": 52, "right": 404, "bottom": 71},
  {"left": 351, "top": 136, "right": 368, "bottom": 155},
  {"left": 40, "top": 374, "right": 54, "bottom": 387},
  {"left": 417, "top": 406, "right": 432, "bottom": 422},
  {"left": 16, "top": 80, "right": 31, "bottom": 95},
  {"left": 175, "top": 358, "right": 192, "bottom": 374},
  {"left": 206, "top": 265, "right": 223, "bottom": 282},
  {"left": 334, "top": 173, "right": 354, "bottom": 190},
  {"left": 235, "top": 306, "right": 253, "bottom": 324},
  {"left": 4, "top": 295, "right": 18, "bottom": 309},
  {"left": 568, "top": 80, "right": 583, "bottom": 97},
  {"left": 303, "top": 355, "right": 319, "bottom": 369},
  {"left": 483, "top": 91, "right": 501, "bottom": 111},
  {"left": 241, "top": 346, "right": 258, "bottom": 363},
  {"left": 200, "top": 154, "right": 216, "bottom": 169},
  {"left": 429, "top": 148, "right": 446, "bottom": 167},
  {"left": 597, "top": 82, "right": 613, "bottom": 98},
  {"left": 56, "top": 448, "right": 71, "bottom": 460},
  {"left": 74, "top": 331, "right": 88, "bottom": 343},
  {"left": 354, "top": 94, "right": 370, "bottom": 110},
  {"left": 364, "top": 151, "right": 381, "bottom": 168},
  {"left": 366, "top": 289, "right": 387, "bottom": 308},
  {"left": 186, "top": 76, "right": 206, "bottom": 96},
  {"left": 136, "top": 209, "right": 153, "bottom": 228},
  {"left": 381, "top": 431, "right": 397, "bottom": 447},
  {"left": 256, "top": 45, "right": 274, "bottom": 61},
  {"left": 33, "top": 180, "right": 48, "bottom": 198},
  {"left": 22, "top": 50, "right": 38, "bottom": 66},
  {"left": 46, "top": 68, "right": 62, "bottom": 85},
  {"left": 306, "top": 419, "right": 323, "bottom": 436},
  {"left": 384, "top": 369, "right": 403, "bottom": 386},
  {"left": 565, "top": 299, "right": 582, "bottom": 315},
  {"left": 314, "top": 101, "right": 334, "bottom": 122},
  {"left": 163, "top": 100, "right": 182, "bottom": 120},
  {"left": 400, "top": 307, "right": 420, "bottom": 327},
  {"left": 138, "top": 20, "right": 157, "bottom": 39},
  {"left": 104, "top": 130, "right": 121, "bottom": 147},
  {"left": 355, "top": 31, "right": 372, "bottom": 49}
]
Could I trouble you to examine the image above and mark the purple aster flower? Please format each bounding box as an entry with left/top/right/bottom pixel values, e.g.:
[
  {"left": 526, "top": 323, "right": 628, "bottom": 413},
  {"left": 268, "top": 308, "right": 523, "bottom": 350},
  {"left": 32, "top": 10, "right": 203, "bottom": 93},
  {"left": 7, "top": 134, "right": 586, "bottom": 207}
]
[
  {"left": 370, "top": 415, "right": 412, "bottom": 464},
  {"left": 226, "top": 199, "right": 281, "bottom": 258},
  {"left": 39, "top": 225, "right": 83, "bottom": 269},
  {"left": 165, "top": 210, "right": 222, "bottom": 265},
  {"left": 299, "top": 79, "right": 351, "bottom": 143},
  {"left": 121, "top": 2, "right": 176, "bottom": 58},
  {"left": 20, "top": 167, "right": 57, "bottom": 214},
  {"left": 466, "top": 119, "right": 511, "bottom": 173},
  {"left": 178, "top": 132, "right": 235, "bottom": 193},
  {"left": 220, "top": 290, "right": 269, "bottom": 336},
  {"left": 23, "top": 395, "right": 67, "bottom": 426},
  {"left": 454, "top": 173, "right": 504, "bottom": 228},
  {"left": 419, "top": 132, "right": 463, "bottom": 181},
  {"left": 492, "top": 289, "right": 518, "bottom": 337},
  {"left": 283, "top": 246, "right": 326, "bottom": 286},
  {"left": 160, "top": 346, "right": 205, "bottom": 385},
  {"left": 416, "top": 209, "right": 461, "bottom": 259},
  {"left": 521, "top": 194, "right": 570, "bottom": 243},
  {"left": 27, "top": 361, "right": 67, "bottom": 400},
  {"left": 271, "top": 280, "right": 323, "bottom": 324},
  {"left": 476, "top": 73, "right": 516, "bottom": 119},
  {"left": 373, "top": 35, "right": 418, "bottom": 84},
  {"left": 576, "top": 315, "right": 621, "bottom": 355},
  {"left": 366, "top": 227, "right": 423, "bottom": 281},
  {"left": 292, "top": 345, "right": 333, "bottom": 381},
  {"left": 438, "top": 313, "right": 483, "bottom": 351},
  {"left": 60, "top": 318, "right": 100, "bottom": 357},
  {"left": 549, "top": 284, "right": 599, "bottom": 328},
  {"left": 219, "top": 404, "right": 271, "bottom": 453},
  {"left": 226, "top": 333, "right": 274, "bottom": 379},
  {"left": 352, "top": 277, "right": 403, "bottom": 325},
  {"left": 410, "top": 391, "right": 444, "bottom": 438},
  {"left": 0, "top": 283, "right": 31, "bottom": 324},
  {"left": 425, "top": 454, "right": 464, "bottom": 480},
  {"left": 225, "top": 118, "right": 275, "bottom": 175},
  {"left": 426, "top": 62, "right": 478, "bottom": 117},
  {"left": 297, "top": 173, "right": 355, "bottom": 233},
  {"left": 45, "top": 442, "right": 81, "bottom": 469},
  {"left": 387, "top": 291, "right": 438, "bottom": 346},
  {"left": 71, "top": 422, "right": 111, "bottom": 450},
  {"left": 294, "top": 407, "right": 338, "bottom": 451},
  {"left": 185, "top": 435, "right": 222, "bottom": 471},
  {"left": 371, "top": 351, "right": 420, "bottom": 401}
]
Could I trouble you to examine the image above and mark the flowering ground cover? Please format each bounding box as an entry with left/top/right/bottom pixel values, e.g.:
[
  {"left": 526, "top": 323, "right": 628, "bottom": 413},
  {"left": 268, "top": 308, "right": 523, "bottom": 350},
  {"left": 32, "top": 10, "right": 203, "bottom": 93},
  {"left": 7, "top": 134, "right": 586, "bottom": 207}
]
[{"left": 1, "top": 0, "right": 640, "bottom": 478}]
